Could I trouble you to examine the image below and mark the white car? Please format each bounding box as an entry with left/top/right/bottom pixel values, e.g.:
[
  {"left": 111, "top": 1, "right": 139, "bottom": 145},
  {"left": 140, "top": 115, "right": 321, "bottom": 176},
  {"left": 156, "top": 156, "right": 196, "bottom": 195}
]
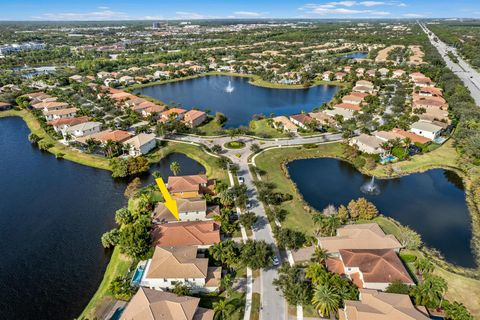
[
  {"left": 238, "top": 177, "right": 245, "bottom": 184},
  {"left": 272, "top": 256, "right": 280, "bottom": 266}
]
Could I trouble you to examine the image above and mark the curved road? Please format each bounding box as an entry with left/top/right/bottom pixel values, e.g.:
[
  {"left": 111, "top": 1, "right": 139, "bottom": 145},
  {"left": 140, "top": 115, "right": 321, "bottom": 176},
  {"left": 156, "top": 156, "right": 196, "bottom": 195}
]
[{"left": 164, "top": 132, "right": 343, "bottom": 319}]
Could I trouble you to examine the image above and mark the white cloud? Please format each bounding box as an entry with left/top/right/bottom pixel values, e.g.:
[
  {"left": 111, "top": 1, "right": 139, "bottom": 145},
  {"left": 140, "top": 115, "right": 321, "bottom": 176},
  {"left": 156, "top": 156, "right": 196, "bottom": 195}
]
[
  {"left": 403, "top": 13, "right": 425, "bottom": 17},
  {"left": 398, "top": 2, "right": 407, "bottom": 7},
  {"left": 233, "top": 11, "right": 262, "bottom": 17},
  {"left": 360, "top": 1, "right": 385, "bottom": 7},
  {"left": 33, "top": 9, "right": 129, "bottom": 21},
  {"left": 174, "top": 11, "right": 210, "bottom": 19},
  {"left": 300, "top": 2, "right": 390, "bottom": 15},
  {"left": 97, "top": 6, "right": 110, "bottom": 10}
]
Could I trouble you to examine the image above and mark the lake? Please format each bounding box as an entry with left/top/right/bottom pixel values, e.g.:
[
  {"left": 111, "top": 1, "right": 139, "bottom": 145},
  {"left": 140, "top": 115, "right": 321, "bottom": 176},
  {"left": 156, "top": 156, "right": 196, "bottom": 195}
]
[
  {"left": 0, "top": 116, "right": 205, "bottom": 320},
  {"left": 287, "top": 157, "right": 476, "bottom": 268},
  {"left": 340, "top": 52, "right": 368, "bottom": 59},
  {"left": 135, "top": 75, "right": 338, "bottom": 127}
]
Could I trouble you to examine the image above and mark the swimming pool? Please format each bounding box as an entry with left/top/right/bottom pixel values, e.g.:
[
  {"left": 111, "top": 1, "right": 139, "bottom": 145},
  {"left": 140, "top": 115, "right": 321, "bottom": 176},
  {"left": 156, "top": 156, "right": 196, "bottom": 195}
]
[
  {"left": 131, "top": 265, "right": 145, "bottom": 286},
  {"left": 380, "top": 155, "right": 397, "bottom": 164}
]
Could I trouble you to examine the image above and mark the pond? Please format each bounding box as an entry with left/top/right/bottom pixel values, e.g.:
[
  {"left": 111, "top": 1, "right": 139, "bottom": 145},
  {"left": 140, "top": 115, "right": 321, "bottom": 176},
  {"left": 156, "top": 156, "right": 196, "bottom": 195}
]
[
  {"left": 134, "top": 75, "right": 338, "bottom": 127},
  {"left": 287, "top": 157, "right": 476, "bottom": 268},
  {"left": 0, "top": 117, "right": 205, "bottom": 320},
  {"left": 340, "top": 52, "right": 368, "bottom": 59}
]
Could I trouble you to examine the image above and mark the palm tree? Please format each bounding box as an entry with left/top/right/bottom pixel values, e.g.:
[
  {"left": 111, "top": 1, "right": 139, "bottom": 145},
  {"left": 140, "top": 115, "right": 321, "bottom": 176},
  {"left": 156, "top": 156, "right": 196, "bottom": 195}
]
[
  {"left": 213, "top": 299, "right": 234, "bottom": 320},
  {"left": 414, "top": 258, "right": 435, "bottom": 276},
  {"left": 170, "top": 161, "right": 181, "bottom": 176},
  {"left": 411, "top": 274, "right": 447, "bottom": 307},
  {"left": 312, "top": 284, "right": 341, "bottom": 318},
  {"left": 220, "top": 274, "right": 233, "bottom": 298},
  {"left": 312, "top": 246, "right": 330, "bottom": 266}
]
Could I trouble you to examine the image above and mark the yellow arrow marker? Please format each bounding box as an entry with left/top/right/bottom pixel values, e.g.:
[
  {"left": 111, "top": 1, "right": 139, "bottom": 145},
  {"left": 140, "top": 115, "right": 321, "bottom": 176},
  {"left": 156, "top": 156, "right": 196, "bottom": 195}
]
[{"left": 155, "top": 177, "right": 179, "bottom": 221}]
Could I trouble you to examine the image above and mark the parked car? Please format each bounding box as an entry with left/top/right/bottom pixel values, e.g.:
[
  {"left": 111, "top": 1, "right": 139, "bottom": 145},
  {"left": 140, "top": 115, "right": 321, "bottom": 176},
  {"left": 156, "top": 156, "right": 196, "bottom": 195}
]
[
  {"left": 238, "top": 177, "right": 245, "bottom": 184},
  {"left": 272, "top": 256, "right": 280, "bottom": 266}
]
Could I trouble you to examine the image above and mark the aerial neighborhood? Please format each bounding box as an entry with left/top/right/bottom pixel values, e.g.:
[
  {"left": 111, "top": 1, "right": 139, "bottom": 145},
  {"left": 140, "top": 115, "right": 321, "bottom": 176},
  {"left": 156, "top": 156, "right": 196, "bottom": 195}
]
[{"left": 0, "top": 14, "right": 479, "bottom": 320}]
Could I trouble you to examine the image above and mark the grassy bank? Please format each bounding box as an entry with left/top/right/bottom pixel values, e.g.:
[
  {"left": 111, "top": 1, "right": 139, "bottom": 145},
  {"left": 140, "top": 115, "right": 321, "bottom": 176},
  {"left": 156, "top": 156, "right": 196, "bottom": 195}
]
[
  {"left": 0, "top": 109, "right": 111, "bottom": 170},
  {"left": 254, "top": 141, "right": 480, "bottom": 318},
  {"left": 78, "top": 247, "right": 132, "bottom": 320},
  {"left": 146, "top": 141, "right": 227, "bottom": 183},
  {"left": 127, "top": 71, "right": 344, "bottom": 91}
]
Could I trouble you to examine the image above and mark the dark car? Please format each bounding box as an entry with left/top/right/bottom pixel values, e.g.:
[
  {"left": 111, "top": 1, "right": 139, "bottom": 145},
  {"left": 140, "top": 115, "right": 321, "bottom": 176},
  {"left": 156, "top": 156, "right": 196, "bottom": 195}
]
[{"left": 408, "top": 144, "right": 422, "bottom": 156}]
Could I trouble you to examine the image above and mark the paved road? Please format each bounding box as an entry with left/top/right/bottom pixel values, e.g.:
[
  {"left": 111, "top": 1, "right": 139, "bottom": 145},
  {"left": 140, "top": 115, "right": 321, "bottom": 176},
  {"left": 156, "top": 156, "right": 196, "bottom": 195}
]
[
  {"left": 163, "top": 132, "right": 343, "bottom": 319},
  {"left": 420, "top": 23, "right": 480, "bottom": 106}
]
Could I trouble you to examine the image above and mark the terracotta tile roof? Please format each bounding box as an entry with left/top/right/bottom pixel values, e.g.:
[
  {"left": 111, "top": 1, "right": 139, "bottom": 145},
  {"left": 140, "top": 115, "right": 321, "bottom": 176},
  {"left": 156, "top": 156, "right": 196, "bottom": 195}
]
[
  {"left": 153, "top": 198, "right": 207, "bottom": 223},
  {"left": 326, "top": 257, "right": 345, "bottom": 274},
  {"left": 290, "top": 114, "right": 316, "bottom": 125},
  {"left": 341, "top": 289, "right": 429, "bottom": 320},
  {"left": 47, "top": 116, "right": 90, "bottom": 126},
  {"left": 162, "top": 108, "right": 187, "bottom": 117},
  {"left": 318, "top": 223, "right": 402, "bottom": 253},
  {"left": 184, "top": 109, "right": 206, "bottom": 122},
  {"left": 146, "top": 246, "right": 209, "bottom": 279},
  {"left": 79, "top": 129, "right": 131, "bottom": 143},
  {"left": 350, "top": 92, "right": 369, "bottom": 99},
  {"left": 334, "top": 103, "right": 361, "bottom": 111},
  {"left": 124, "top": 133, "right": 156, "bottom": 149},
  {"left": 168, "top": 175, "right": 208, "bottom": 193},
  {"left": 152, "top": 221, "right": 220, "bottom": 247},
  {"left": 121, "top": 288, "right": 214, "bottom": 320},
  {"left": 32, "top": 101, "right": 69, "bottom": 110},
  {"left": 392, "top": 128, "right": 430, "bottom": 144},
  {"left": 44, "top": 107, "right": 78, "bottom": 116},
  {"left": 339, "top": 249, "right": 414, "bottom": 285}
]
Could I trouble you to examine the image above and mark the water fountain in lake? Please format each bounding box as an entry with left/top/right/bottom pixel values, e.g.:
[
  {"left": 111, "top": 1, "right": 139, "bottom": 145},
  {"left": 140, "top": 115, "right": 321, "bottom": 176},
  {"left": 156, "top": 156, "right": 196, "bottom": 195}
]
[
  {"left": 360, "top": 176, "right": 381, "bottom": 195},
  {"left": 225, "top": 80, "right": 234, "bottom": 93}
]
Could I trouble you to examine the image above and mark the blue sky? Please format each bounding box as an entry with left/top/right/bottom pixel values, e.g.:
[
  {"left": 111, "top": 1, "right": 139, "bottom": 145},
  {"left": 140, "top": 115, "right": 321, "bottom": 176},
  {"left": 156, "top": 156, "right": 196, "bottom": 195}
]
[{"left": 1, "top": 0, "right": 480, "bottom": 21}]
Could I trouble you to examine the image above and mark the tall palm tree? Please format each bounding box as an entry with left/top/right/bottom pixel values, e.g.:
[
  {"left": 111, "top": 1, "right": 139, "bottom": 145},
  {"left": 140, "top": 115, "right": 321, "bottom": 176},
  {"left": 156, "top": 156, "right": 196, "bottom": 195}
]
[
  {"left": 411, "top": 274, "right": 447, "bottom": 307},
  {"left": 213, "top": 299, "right": 234, "bottom": 320},
  {"left": 312, "top": 246, "right": 330, "bottom": 266},
  {"left": 170, "top": 161, "right": 181, "bottom": 176},
  {"left": 414, "top": 258, "right": 435, "bottom": 276},
  {"left": 312, "top": 284, "right": 341, "bottom": 318}
]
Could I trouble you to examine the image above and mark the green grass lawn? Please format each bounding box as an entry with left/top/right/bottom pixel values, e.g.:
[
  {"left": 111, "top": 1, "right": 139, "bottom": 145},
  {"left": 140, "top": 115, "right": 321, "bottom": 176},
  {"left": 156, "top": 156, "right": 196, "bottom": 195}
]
[
  {"left": 224, "top": 140, "right": 246, "bottom": 149},
  {"left": 254, "top": 142, "right": 347, "bottom": 234},
  {"left": 250, "top": 293, "right": 261, "bottom": 320},
  {"left": 197, "top": 119, "right": 225, "bottom": 136},
  {"left": 146, "top": 141, "right": 227, "bottom": 183},
  {"left": 249, "top": 119, "right": 287, "bottom": 139},
  {"left": 0, "top": 109, "right": 110, "bottom": 170},
  {"left": 78, "top": 247, "right": 132, "bottom": 320}
]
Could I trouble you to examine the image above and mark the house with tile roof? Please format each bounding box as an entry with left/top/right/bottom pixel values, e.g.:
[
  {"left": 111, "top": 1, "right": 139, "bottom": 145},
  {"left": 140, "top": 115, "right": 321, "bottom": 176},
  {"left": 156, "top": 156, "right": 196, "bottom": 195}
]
[
  {"left": 152, "top": 198, "right": 208, "bottom": 223},
  {"left": 48, "top": 116, "right": 91, "bottom": 134},
  {"left": 77, "top": 129, "right": 131, "bottom": 145},
  {"left": 319, "top": 224, "right": 402, "bottom": 254},
  {"left": 339, "top": 289, "right": 429, "bottom": 320},
  {"left": 124, "top": 133, "right": 157, "bottom": 156},
  {"left": 65, "top": 121, "right": 102, "bottom": 138},
  {"left": 140, "top": 246, "right": 221, "bottom": 293},
  {"left": 327, "top": 249, "right": 414, "bottom": 291},
  {"left": 43, "top": 107, "right": 78, "bottom": 121},
  {"left": 183, "top": 110, "right": 207, "bottom": 128},
  {"left": 167, "top": 175, "right": 214, "bottom": 199},
  {"left": 152, "top": 221, "right": 220, "bottom": 249},
  {"left": 121, "top": 288, "right": 214, "bottom": 320},
  {"left": 291, "top": 223, "right": 402, "bottom": 264}
]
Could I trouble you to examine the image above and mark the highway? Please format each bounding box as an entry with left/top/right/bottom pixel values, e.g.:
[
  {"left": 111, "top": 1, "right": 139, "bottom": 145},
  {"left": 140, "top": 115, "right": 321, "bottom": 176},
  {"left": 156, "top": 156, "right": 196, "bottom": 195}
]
[{"left": 419, "top": 22, "right": 480, "bottom": 106}]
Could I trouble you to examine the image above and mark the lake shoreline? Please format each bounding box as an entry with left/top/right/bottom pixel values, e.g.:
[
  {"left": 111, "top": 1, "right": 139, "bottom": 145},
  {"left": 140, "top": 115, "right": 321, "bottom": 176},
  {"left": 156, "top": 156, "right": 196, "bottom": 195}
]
[
  {"left": 253, "top": 142, "right": 480, "bottom": 274},
  {"left": 127, "top": 71, "right": 345, "bottom": 91}
]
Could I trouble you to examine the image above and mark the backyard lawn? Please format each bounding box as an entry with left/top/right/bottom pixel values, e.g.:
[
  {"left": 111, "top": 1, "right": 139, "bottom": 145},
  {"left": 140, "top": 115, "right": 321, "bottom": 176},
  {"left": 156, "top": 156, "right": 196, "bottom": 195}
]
[{"left": 146, "top": 141, "right": 227, "bottom": 183}]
